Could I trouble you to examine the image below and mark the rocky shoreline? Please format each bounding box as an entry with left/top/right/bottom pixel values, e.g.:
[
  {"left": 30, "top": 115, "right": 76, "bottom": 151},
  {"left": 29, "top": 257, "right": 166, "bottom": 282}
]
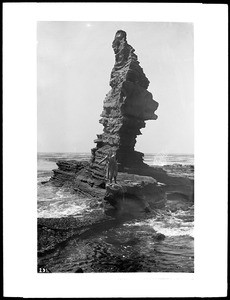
[
  {"left": 48, "top": 159, "right": 194, "bottom": 213},
  {"left": 38, "top": 212, "right": 115, "bottom": 257},
  {"left": 38, "top": 161, "right": 194, "bottom": 263},
  {"left": 37, "top": 30, "right": 194, "bottom": 270}
]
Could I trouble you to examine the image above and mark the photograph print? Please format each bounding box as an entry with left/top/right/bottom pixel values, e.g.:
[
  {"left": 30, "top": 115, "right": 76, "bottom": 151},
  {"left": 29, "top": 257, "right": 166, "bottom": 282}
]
[{"left": 37, "top": 21, "right": 194, "bottom": 273}]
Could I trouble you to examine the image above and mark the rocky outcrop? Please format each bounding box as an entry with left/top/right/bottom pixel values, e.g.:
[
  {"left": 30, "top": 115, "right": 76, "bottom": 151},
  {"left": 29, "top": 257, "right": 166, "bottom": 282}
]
[
  {"left": 127, "top": 165, "right": 194, "bottom": 201},
  {"left": 104, "top": 173, "right": 166, "bottom": 216},
  {"left": 90, "top": 30, "right": 159, "bottom": 184},
  {"left": 50, "top": 160, "right": 89, "bottom": 187},
  {"left": 38, "top": 213, "right": 114, "bottom": 256},
  {"left": 48, "top": 30, "right": 194, "bottom": 216},
  {"left": 49, "top": 161, "right": 193, "bottom": 217}
]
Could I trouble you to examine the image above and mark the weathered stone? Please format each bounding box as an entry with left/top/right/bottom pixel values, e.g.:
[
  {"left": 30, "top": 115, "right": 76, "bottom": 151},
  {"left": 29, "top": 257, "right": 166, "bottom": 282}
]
[
  {"left": 49, "top": 160, "right": 89, "bottom": 187},
  {"left": 104, "top": 172, "right": 166, "bottom": 216},
  {"left": 90, "top": 30, "right": 159, "bottom": 172},
  {"left": 154, "top": 233, "right": 166, "bottom": 241}
]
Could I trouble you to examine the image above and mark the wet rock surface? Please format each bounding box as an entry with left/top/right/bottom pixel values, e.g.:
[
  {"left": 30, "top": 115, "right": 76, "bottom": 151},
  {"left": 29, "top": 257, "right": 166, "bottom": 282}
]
[
  {"left": 41, "top": 162, "right": 194, "bottom": 259},
  {"left": 104, "top": 173, "right": 166, "bottom": 215},
  {"left": 38, "top": 212, "right": 115, "bottom": 257},
  {"left": 47, "top": 161, "right": 194, "bottom": 216}
]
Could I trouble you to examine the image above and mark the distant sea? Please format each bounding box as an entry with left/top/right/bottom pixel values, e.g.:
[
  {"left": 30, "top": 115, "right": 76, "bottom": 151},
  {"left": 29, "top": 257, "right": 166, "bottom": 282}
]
[{"left": 37, "top": 152, "right": 194, "bottom": 272}]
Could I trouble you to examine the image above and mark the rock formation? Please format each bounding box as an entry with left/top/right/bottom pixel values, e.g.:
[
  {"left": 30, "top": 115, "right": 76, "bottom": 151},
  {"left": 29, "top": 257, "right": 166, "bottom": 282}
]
[
  {"left": 48, "top": 30, "right": 194, "bottom": 216},
  {"left": 90, "top": 30, "right": 159, "bottom": 184},
  {"left": 40, "top": 30, "right": 194, "bottom": 270}
]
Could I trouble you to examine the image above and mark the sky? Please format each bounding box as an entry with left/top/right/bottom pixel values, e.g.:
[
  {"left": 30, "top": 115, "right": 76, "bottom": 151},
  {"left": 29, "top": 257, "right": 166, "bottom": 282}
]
[{"left": 37, "top": 21, "right": 194, "bottom": 154}]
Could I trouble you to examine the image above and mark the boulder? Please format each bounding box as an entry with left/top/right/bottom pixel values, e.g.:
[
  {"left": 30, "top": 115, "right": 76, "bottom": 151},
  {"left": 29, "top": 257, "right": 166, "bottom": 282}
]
[{"left": 104, "top": 172, "right": 166, "bottom": 216}]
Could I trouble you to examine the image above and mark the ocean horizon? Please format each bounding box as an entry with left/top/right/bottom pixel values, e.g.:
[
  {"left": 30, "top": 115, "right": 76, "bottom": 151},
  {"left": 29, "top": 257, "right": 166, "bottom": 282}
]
[{"left": 37, "top": 152, "right": 194, "bottom": 168}]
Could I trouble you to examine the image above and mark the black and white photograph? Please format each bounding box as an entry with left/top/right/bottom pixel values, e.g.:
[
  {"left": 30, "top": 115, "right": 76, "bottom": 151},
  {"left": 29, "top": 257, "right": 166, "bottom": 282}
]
[
  {"left": 37, "top": 21, "right": 194, "bottom": 273},
  {"left": 3, "top": 3, "right": 227, "bottom": 298}
]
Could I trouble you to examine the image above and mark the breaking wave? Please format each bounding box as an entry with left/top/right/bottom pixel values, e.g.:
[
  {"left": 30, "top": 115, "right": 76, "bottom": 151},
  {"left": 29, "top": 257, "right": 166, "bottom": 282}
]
[{"left": 125, "top": 208, "right": 194, "bottom": 238}]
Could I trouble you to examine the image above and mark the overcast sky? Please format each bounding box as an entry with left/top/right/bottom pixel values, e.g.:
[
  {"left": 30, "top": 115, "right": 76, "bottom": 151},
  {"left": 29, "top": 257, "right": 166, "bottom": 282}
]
[{"left": 37, "top": 21, "right": 193, "bottom": 154}]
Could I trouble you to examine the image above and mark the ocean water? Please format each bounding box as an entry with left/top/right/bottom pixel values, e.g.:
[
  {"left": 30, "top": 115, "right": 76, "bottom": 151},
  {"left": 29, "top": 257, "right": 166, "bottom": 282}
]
[{"left": 37, "top": 152, "right": 194, "bottom": 273}]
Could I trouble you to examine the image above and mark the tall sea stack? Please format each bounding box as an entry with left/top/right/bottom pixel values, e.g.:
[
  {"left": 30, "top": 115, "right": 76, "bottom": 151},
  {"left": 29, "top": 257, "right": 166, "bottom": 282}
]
[
  {"left": 49, "top": 30, "right": 193, "bottom": 206},
  {"left": 90, "top": 30, "right": 159, "bottom": 182}
]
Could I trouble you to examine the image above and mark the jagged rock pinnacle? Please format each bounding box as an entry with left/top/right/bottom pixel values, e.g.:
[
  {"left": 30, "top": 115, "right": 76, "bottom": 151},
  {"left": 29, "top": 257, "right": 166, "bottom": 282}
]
[{"left": 91, "top": 30, "right": 159, "bottom": 181}]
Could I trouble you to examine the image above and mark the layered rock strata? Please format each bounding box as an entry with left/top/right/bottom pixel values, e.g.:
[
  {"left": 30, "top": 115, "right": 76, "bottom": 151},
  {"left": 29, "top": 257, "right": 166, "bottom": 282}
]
[
  {"left": 90, "top": 30, "right": 159, "bottom": 184},
  {"left": 104, "top": 173, "right": 166, "bottom": 216},
  {"left": 50, "top": 160, "right": 89, "bottom": 187}
]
